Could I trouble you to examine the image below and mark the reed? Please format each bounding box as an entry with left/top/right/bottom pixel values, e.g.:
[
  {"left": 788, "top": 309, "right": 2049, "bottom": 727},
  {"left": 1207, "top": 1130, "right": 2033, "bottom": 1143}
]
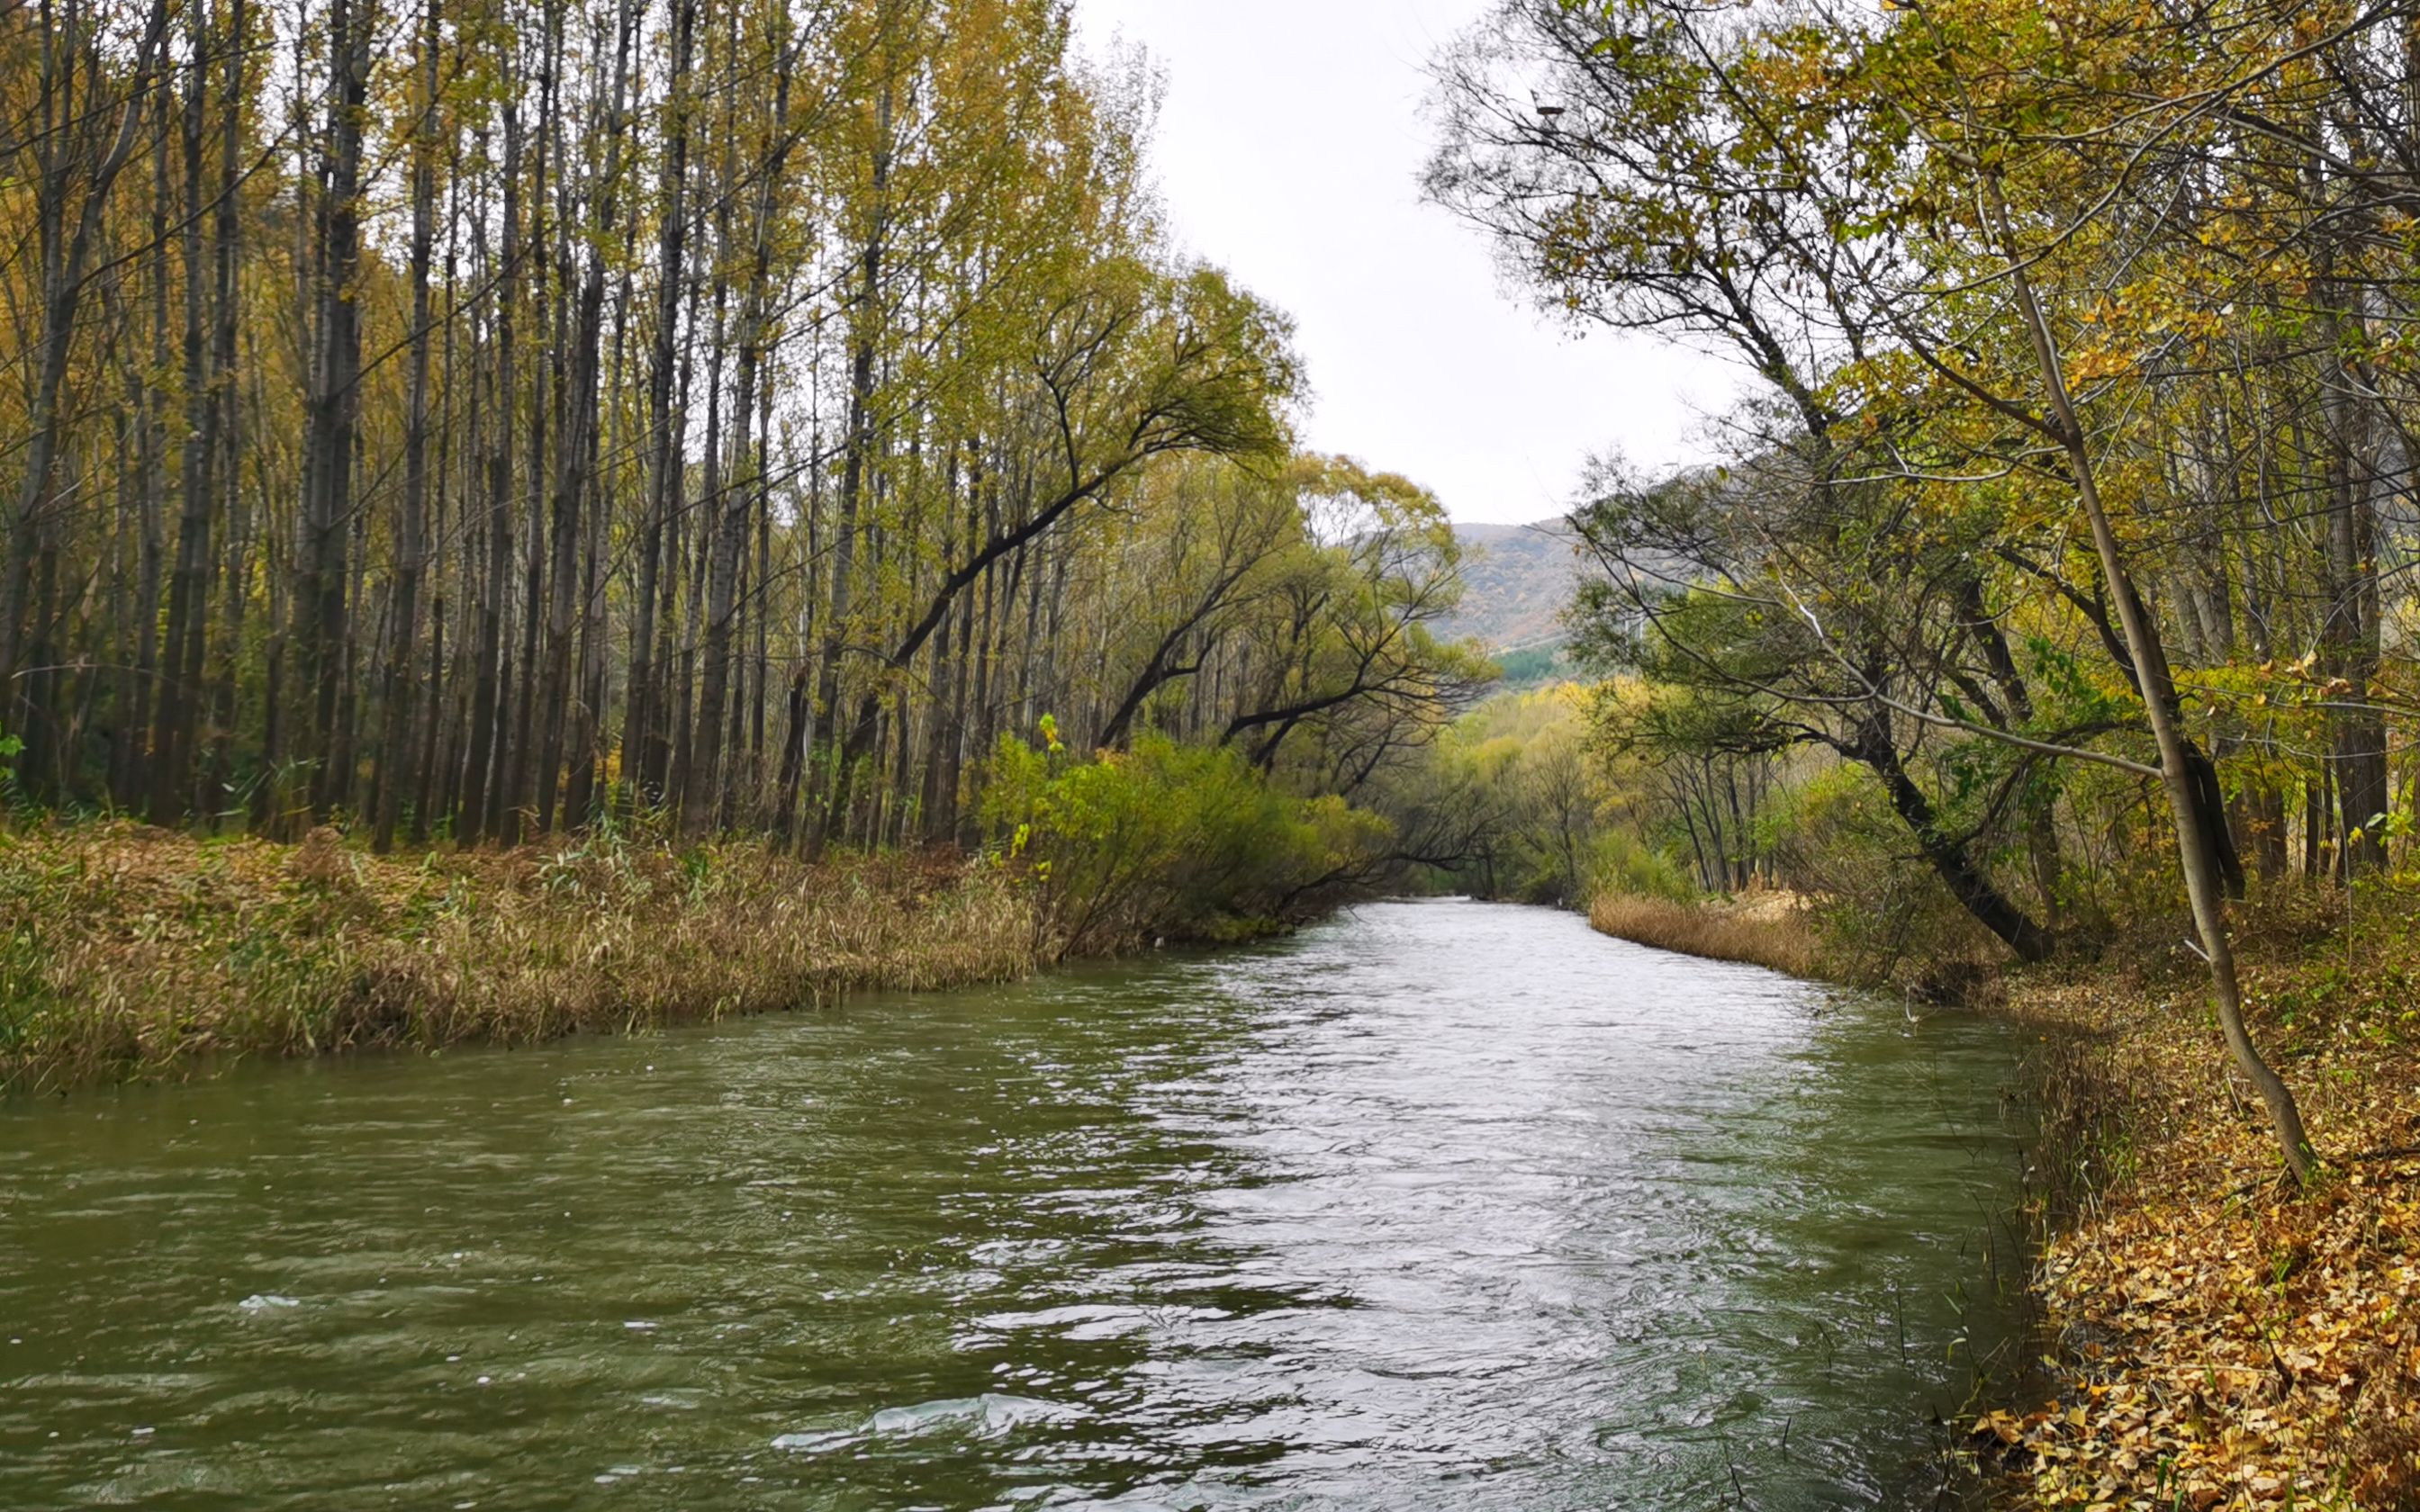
[
  {"left": 1586, "top": 889, "right": 1822, "bottom": 977},
  {"left": 0, "top": 821, "right": 1039, "bottom": 1094}
]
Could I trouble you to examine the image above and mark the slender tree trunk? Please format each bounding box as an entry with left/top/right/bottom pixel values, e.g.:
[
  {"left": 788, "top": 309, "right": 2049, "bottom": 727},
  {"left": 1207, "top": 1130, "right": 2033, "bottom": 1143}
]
[
  {"left": 462, "top": 104, "right": 521, "bottom": 844},
  {"left": 686, "top": 24, "right": 790, "bottom": 837},
  {"left": 532, "top": 0, "right": 633, "bottom": 836},
  {"left": 375, "top": 0, "right": 442, "bottom": 850},
  {"left": 624, "top": 0, "right": 698, "bottom": 816},
  {"left": 2320, "top": 302, "right": 2390, "bottom": 876},
  {"left": 413, "top": 154, "right": 462, "bottom": 843},
  {"left": 3, "top": 0, "right": 170, "bottom": 742},
  {"left": 293, "top": 0, "right": 372, "bottom": 819},
  {"left": 808, "top": 85, "right": 891, "bottom": 858},
  {"left": 1994, "top": 183, "right": 2316, "bottom": 1182},
  {"left": 123, "top": 110, "right": 169, "bottom": 813},
  {"left": 152, "top": 5, "right": 216, "bottom": 823}
]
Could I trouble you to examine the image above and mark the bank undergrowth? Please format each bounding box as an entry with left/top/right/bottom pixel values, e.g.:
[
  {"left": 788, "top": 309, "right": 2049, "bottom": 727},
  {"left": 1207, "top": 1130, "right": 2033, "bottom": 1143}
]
[
  {"left": 1967, "top": 887, "right": 2420, "bottom": 1511},
  {"left": 984, "top": 728, "right": 1391, "bottom": 957},
  {"left": 1585, "top": 888, "right": 1821, "bottom": 977},
  {"left": 1586, "top": 874, "right": 2420, "bottom": 1508},
  {"left": 0, "top": 820, "right": 1038, "bottom": 1095},
  {"left": 1, "top": 731, "right": 1413, "bottom": 1094}
]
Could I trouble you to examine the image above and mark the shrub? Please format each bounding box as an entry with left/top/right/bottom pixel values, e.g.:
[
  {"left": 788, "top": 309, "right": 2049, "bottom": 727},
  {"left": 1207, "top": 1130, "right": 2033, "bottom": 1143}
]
[
  {"left": 1584, "top": 828, "right": 1693, "bottom": 904},
  {"left": 983, "top": 727, "right": 1390, "bottom": 955},
  {"left": 1762, "top": 762, "right": 2007, "bottom": 986}
]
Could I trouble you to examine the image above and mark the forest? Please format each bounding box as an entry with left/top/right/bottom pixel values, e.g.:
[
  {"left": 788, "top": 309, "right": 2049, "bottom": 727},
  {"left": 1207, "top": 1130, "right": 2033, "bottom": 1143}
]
[
  {"left": 1429, "top": 0, "right": 2420, "bottom": 1169},
  {"left": 0, "top": 0, "right": 1484, "bottom": 861}
]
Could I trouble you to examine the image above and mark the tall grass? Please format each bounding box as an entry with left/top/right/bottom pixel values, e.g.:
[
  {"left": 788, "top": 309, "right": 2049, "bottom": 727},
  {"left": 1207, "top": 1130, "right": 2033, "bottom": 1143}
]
[
  {"left": 0, "top": 822, "right": 1038, "bottom": 1094},
  {"left": 1586, "top": 889, "right": 1821, "bottom": 977}
]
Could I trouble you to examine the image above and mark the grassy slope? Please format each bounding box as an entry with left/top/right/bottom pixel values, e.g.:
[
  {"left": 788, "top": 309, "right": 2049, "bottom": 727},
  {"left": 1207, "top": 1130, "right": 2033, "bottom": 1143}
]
[{"left": 0, "top": 821, "right": 1037, "bottom": 1094}]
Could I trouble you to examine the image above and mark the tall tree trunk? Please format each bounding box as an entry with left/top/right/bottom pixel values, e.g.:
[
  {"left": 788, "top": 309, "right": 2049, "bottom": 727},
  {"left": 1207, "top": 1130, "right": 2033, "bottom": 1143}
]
[
  {"left": 461, "top": 104, "right": 521, "bottom": 844},
  {"left": 413, "top": 153, "right": 462, "bottom": 844},
  {"left": 2319, "top": 280, "right": 2390, "bottom": 876},
  {"left": 501, "top": 8, "right": 561, "bottom": 843},
  {"left": 3, "top": 0, "right": 170, "bottom": 745},
  {"left": 686, "top": 25, "right": 790, "bottom": 838},
  {"left": 124, "top": 101, "right": 169, "bottom": 813},
  {"left": 534, "top": 0, "right": 634, "bottom": 836},
  {"left": 1994, "top": 183, "right": 2316, "bottom": 1183},
  {"left": 293, "top": 0, "right": 372, "bottom": 819},
  {"left": 375, "top": 0, "right": 442, "bottom": 851},
  {"left": 624, "top": 0, "right": 698, "bottom": 814},
  {"left": 152, "top": 4, "right": 217, "bottom": 824},
  {"left": 808, "top": 85, "right": 891, "bottom": 858}
]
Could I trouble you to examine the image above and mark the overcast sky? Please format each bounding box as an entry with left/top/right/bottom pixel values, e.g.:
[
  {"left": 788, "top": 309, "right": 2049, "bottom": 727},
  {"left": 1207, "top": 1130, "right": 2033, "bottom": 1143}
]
[{"left": 1072, "top": 0, "right": 1736, "bottom": 526}]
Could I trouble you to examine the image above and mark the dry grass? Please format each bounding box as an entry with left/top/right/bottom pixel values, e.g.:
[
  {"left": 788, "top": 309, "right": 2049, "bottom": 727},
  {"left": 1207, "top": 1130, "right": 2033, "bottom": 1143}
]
[
  {"left": 1587, "top": 888, "right": 1823, "bottom": 977},
  {"left": 0, "top": 820, "right": 1038, "bottom": 1094},
  {"left": 1976, "top": 884, "right": 2420, "bottom": 1509}
]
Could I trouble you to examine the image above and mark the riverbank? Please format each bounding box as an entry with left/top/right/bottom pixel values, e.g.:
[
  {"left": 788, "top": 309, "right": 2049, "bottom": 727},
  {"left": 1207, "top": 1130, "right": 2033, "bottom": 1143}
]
[
  {"left": 1978, "top": 892, "right": 2420, "bottom": 1510},
  {"left": 1591, "top": 886, "right": 2420, "bottom": 1507},
  {"left": 0, "top": 821, "right": 1038, "bottom": 1094},
  {"left": 1585, "top": 889, "right": 1820, "bottom": 976}
]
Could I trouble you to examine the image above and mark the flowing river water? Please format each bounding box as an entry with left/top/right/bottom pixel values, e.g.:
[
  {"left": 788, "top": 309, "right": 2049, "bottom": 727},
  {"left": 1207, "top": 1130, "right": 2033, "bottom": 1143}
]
[{"left": 0, "top": 898, "right": 2032, "bottom": 1509}]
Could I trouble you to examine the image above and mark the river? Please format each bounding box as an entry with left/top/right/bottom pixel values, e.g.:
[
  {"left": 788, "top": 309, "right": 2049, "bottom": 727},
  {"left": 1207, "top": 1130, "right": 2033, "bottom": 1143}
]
[{"left": 0, "top": 898, "right": 2028, "bottom": 1509}]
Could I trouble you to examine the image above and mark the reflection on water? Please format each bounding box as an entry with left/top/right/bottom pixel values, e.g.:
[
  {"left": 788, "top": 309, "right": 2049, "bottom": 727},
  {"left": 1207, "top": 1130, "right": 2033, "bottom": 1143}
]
[{"left": 0, "top": 898, "right": 2025, "bottom": 1508}]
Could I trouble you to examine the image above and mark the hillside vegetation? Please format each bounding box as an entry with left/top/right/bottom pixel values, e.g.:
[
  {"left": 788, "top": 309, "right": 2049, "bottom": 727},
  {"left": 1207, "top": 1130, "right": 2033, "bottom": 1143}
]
[{"left": 1440, "top": 521, "right": 1585, "bottom": 655}]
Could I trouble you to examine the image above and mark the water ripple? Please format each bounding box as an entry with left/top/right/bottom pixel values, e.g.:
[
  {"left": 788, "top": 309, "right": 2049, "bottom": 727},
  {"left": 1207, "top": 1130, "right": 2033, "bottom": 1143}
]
[{"left": 0, "top": 898, "right": 2024, "bottom": 1509}]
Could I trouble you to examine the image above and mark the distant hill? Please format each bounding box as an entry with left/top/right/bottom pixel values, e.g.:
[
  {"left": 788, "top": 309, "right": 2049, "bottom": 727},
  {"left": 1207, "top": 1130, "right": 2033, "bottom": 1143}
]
[{"left": 1442, "top": 518, "right": 1587, "bottom": 654}]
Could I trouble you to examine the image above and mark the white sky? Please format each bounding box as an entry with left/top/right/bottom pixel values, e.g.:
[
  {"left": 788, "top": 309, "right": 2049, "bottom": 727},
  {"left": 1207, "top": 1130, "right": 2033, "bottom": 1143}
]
[{"left": 1073, "top": 0, "right": 1736, "bottom": 526}]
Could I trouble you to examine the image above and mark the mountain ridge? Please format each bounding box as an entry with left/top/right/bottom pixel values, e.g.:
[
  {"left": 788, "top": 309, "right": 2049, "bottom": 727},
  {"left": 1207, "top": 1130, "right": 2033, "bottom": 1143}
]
[{"left": 1442, "top": 518, "right": 1585, "bottom": 654}]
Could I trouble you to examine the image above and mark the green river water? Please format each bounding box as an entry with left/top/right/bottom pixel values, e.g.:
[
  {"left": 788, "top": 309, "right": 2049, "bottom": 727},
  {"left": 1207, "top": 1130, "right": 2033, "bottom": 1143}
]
[{"left": 0, "top": 898, "right": 2030, "bottom": 1509}]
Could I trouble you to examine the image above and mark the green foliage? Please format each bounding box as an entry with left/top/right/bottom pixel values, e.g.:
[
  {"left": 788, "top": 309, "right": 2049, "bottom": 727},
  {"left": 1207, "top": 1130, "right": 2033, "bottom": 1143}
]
[
  {"left": 1385, "top": 686, "right": 1682, "bottom": 907},
  {"left": 1492, "top": 644, "right": 1574, "bottom": 689},
  {"left": 1760, "top": 765, "right": 2001, "bottom": 985},
  {"left": 983, "top": 729, "right": 1390, "bottom": 955},
  {"left": 1585, "top": 828, "right": 1693, "bottom": 904},
  {"left": 0, "top": 730, "right": 22, "bottom": 817}
]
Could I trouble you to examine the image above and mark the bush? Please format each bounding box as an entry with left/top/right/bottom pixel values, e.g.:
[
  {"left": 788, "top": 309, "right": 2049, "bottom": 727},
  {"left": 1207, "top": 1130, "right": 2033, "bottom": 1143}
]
[
  {"left": 1761, "top": 762, "right": 2006, "bottom": 986},
  {"left": 982, "top": 726, "right": 1390, "bottom": 955},
  {"left": 1584, "top": 828, "right": 1693, "bottom": 904}
]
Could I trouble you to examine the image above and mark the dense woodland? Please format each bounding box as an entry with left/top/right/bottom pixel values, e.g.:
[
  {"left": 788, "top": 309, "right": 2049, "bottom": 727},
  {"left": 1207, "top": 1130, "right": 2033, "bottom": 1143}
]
[
  {"left": 1429, "top": 0, "right": 2420, "bottom": 1179},
  {"left": 0, "top": 0, "right": 1487, "bottom": 856}
]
